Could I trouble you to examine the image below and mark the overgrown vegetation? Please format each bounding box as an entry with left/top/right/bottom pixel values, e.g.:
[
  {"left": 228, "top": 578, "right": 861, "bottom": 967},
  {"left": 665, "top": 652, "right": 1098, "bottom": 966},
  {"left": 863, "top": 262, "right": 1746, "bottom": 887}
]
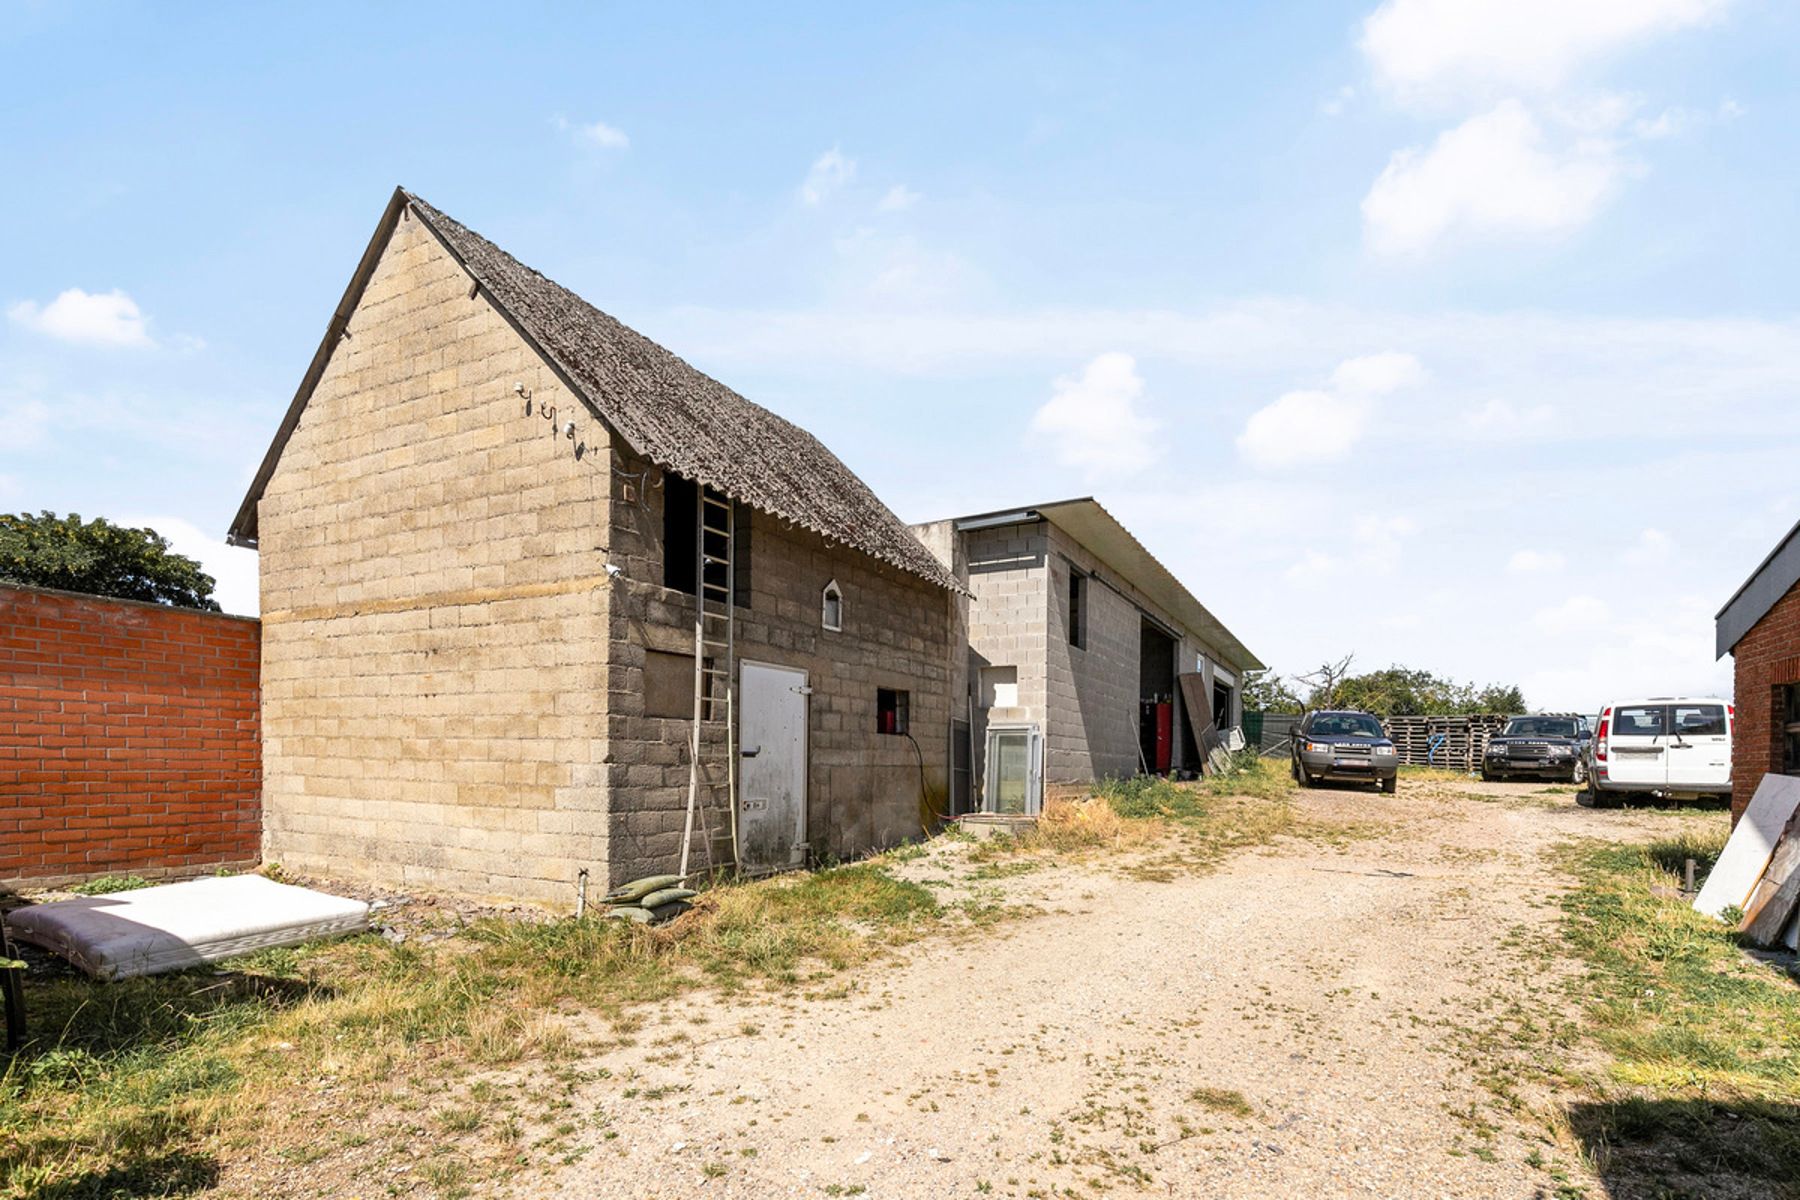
[
  {"left": 0, "top": 864, "right": 939, "bottom": 1198},
  {"left": 1559, "top": 831, "right": 1800, "bottom": 1197}
]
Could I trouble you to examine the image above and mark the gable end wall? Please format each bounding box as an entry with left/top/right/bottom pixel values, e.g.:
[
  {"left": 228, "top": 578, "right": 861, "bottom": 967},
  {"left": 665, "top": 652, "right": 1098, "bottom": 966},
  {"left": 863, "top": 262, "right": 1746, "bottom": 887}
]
[{"left": 256, "top": 213, "right": 615, "bottom": 907}]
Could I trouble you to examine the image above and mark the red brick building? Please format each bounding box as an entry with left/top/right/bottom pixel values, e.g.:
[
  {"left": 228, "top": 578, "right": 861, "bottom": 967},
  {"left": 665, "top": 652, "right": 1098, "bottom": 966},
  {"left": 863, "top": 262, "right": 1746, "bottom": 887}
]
[
  {"left": 0, "top": 584, "right": 262, "bottom": 887},
  {"left": 1716, "top": 518, "right": 1800, "bottom": 820}
]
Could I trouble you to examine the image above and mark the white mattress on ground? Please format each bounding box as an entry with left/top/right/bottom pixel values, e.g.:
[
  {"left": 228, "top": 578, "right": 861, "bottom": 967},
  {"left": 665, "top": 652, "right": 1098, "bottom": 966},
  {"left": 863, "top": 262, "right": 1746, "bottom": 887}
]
[{"left": 4, "top": 875, "right": 370, "bottom": 980}]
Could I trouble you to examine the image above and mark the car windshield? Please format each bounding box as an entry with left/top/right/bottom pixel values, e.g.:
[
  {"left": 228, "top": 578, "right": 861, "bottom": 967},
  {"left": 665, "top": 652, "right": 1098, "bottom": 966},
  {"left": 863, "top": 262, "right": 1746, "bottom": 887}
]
[
  {"left": 1502, "top": 717, "right": 1578, "bottom": 738},
  {"left": 1309, "top": 713, "right": 1384, "bottom": 738}
]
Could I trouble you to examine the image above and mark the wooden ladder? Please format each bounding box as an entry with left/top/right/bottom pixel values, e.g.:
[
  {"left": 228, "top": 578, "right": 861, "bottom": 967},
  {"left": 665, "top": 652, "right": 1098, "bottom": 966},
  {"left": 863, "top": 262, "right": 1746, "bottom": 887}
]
[{"left": 679, "top": 488, "right": 738, "bottom": 877}]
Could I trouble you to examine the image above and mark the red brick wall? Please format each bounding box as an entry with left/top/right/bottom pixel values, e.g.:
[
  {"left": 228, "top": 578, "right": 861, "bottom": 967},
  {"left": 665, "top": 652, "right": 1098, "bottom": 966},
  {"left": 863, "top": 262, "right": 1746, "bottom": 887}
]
[
  {"left": 1729, "top": 575, "right": 1800, "bottom": 820},
  {"left": 0, "top": 584, "right": 261, "bottom": 886}
]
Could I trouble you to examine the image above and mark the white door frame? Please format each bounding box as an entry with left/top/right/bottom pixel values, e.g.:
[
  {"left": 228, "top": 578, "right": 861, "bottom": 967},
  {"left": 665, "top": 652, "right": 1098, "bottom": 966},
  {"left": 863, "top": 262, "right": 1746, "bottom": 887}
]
[
  {"left": 983, "top": 721, "right": 1043, "bottom": 816},
  {"left": 738, "top": 659, "right": 810, "bottom": 870}
]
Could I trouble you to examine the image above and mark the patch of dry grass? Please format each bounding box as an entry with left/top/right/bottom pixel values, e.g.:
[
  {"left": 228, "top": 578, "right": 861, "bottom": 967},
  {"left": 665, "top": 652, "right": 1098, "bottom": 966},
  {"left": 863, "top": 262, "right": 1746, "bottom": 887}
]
[{"left": 0, "top": 864, "right": 940, "bottom": 1198}]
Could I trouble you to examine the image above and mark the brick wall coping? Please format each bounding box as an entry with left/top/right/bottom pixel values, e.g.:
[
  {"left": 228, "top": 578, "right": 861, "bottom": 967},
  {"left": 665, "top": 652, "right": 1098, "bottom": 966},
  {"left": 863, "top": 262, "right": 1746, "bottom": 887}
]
[{"left": 0, "top": 582, "right": 261, "bottom": 625}]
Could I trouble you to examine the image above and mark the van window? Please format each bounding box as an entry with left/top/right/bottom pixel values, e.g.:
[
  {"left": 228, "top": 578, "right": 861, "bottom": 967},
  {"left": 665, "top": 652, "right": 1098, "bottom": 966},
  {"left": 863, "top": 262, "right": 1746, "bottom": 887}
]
[
  {"left": 1612, "top": 706, "right": 1666, "bottom": 737},
  {"left": 1672, "top": 704, "right": 1727, "bottom": 736}
]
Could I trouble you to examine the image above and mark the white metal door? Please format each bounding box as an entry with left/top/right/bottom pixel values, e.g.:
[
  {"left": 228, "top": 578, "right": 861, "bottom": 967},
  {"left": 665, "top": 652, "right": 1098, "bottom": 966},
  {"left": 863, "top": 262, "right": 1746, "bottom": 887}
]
[
  {"left": 1607, "top": 704, "right": 1668, "bottom": 788},
  {"left": 738, "top": 661, "right": 808, "bottom": 872},
  {"left": 1666, "top": 702, "right": 1730, "bottom": 790}
]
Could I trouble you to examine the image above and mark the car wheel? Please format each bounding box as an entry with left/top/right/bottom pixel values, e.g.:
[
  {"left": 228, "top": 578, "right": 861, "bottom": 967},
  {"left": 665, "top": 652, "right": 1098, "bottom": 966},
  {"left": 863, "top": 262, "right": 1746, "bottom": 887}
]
[
  {"left": 1571, "top": 760, "right": 1588, "bottom": 785},
  {"left": 1380, "top": 774, "right": 1397, "bottom": 795},
  {"left": 1480, "top": 768, "right": 1498, "bottom": 783},
  {"left": 1296, "top": 763, "right": 1315, "bottom": 788}
]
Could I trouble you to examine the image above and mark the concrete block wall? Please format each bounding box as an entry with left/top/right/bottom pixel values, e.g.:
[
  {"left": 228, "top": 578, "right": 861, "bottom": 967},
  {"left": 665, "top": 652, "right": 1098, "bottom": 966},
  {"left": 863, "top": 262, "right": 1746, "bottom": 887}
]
[
  {"left": 0, "top": 585, "right": 261, "bottom": 887},
  {"left": 1045, "top": 538, "right": 1142, "bottom": 782},
  {"left": 256, "top": 211, "right": 613, "bottom": 908},
  {"left": 1729, "top": 574, "right": 1800, "bottom": 820},
  {"left": 604, "top": 451, "right": 956, "bottom": 881}
]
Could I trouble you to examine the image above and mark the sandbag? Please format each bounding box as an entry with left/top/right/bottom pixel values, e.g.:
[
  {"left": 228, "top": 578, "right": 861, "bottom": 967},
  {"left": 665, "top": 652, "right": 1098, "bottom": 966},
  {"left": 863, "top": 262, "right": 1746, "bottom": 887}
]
[{"left": 602, "top": 875, "right": 686, "bottom": 904}]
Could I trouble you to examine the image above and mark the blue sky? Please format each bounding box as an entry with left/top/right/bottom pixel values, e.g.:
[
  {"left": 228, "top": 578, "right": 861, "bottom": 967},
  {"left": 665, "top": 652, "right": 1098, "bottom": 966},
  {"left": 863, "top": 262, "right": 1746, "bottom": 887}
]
[{"left": 3, "top": 1, "right": 1797, "bottom": 711}]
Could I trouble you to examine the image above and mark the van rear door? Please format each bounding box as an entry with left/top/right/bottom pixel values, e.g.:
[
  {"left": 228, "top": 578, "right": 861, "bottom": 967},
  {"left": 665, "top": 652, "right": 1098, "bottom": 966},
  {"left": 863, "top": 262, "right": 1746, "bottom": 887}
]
[
  {"left": 1607, "top": 704, "right": 1668, "bottom": 789},
  {"left": 1665, "top": 702, "right": 1730, "bottom": 790}
]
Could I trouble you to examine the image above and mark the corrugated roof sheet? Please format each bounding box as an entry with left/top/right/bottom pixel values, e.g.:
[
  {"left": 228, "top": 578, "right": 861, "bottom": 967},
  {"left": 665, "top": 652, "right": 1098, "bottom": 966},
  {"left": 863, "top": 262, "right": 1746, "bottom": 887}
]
[
  {"left": 405, "top": 194, "right": 957, "bottom": 592},
  {"left": 230, "top": 188, "right": 958, "bottom": 593}
]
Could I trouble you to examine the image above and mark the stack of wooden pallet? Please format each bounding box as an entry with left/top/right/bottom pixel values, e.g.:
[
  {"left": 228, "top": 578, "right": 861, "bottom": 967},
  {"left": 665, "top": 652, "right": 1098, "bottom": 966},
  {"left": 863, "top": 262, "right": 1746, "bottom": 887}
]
[
  {"left": 1382, "top": 714, "right": 1510, "bottom": 770},
  {"left": 1695, "top": 775, "right": 1800, "bottom": 950}
]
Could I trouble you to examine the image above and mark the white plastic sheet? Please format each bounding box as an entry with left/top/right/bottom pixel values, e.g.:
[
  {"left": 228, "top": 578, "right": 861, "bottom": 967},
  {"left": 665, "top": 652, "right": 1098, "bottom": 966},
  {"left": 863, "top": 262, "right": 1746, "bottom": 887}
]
[{"left": 1693, "top": 774, "right": 1800, "bottom": 920}]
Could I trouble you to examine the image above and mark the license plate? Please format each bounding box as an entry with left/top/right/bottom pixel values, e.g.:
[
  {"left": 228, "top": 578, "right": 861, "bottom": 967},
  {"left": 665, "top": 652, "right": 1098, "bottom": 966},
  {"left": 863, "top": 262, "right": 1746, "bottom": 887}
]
[{"left": 1333, "top": 759, "right": 1371, "bottom": 769}]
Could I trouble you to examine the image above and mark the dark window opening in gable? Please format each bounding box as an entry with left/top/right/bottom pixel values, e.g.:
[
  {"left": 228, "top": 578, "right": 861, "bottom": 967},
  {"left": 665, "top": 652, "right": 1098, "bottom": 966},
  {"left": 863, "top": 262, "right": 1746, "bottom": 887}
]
[
  {"left": 662, "top": 473, "right": 750, "bottom": 608},
  {"left": 1068, "top": 570, "right": 1087, "bottom": 650},
  {"left": 877, "top": 688, "right": 910, "bottom": 736}
]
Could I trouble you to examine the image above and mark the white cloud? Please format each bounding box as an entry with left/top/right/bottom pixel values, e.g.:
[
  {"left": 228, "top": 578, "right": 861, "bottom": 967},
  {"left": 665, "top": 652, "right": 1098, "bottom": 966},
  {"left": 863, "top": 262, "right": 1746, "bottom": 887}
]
[
  {"left": 122, "top": 514, "right": 259, "bottom": 616},
  {"left": 1521, "top": 593, "right": 1728, "bottom": 712},
  {"left": 1623, "top": 527, "right": 1675, "bottom": 567},
  {"left": 801, "top": 148, "right": 856, "bottom": 206},
  {"left": 1362, "top": 100, "right": 1623, "bottom": 254},
  {"left": 553, "top": 115, "right": 630, "bottom": 149},
  {"left": 1534, "top": 593, "right": 1611, "bottom": 635},
  {"left": 1507, "top": 549, "right": 1566, "bottom": 573},
  {"left": 1360, "top": 0, "right": 1731, "bottom": 100},
  {"left": 1354, "top": 514, "right": 1420, "bottom": 572},
  {"left": 1466, "top": 397, "right": 1557, "bottom": 437},
  {"left": 1237, "top": 352, "right": 1422, "bottom": 468},
  {"left": 1321, "top": 86, "right": 1357, "bottom": 117},
  {"left": 8, "top": 288, "right": 154, "bottom": 347},
  {"left": 1284, "top": 550, "right": 1340, "bottom": 584},
  {"left": 1280, "top": 515, "right": 1417, "bottom": 582},
  {"left": 1029, "top": 352, "right": 1158, "bottom": 475},
  {"left": 0, "top": 396, "right": 51, "bottom": 449},
  {"left": 1238, "top": 389, "right": 1364, "bottom": 469},
  {"left": 1332, "top": 350, "right": 1426, "bottom": 395},
  {"left": 877, "top": 185, "right": 920, "bottom": 212}
]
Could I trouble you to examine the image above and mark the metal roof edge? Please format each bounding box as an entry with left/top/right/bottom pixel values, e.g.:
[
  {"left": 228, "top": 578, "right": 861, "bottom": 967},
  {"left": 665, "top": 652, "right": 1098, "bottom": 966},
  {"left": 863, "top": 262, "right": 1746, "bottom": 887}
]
[{"left": 1715, "top": 514, "right": 1800, "bottom": 657}]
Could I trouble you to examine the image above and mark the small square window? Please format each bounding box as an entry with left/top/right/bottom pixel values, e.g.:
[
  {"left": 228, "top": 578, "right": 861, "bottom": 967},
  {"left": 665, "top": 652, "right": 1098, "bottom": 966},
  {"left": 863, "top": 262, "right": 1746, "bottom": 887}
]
[{"left": 877, "top": 688, "right": 910, "bottom": 736}]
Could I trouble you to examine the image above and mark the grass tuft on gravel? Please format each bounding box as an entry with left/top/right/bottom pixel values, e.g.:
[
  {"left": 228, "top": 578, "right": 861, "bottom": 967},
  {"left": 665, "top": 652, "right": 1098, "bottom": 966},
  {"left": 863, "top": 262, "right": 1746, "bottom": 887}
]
[
  {"left": 0, "top": 863, "right": 939, "bottom": 1199},
  {"left": 1559, "top": 829, "right": 1800, "bottom": 1197}
]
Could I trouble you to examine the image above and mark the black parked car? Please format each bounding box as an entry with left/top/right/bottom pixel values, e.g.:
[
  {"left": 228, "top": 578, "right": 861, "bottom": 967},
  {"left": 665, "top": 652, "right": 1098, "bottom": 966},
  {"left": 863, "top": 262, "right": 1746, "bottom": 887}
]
[
  {"left": 1291, "top": 710, "right": 1400, "bottom": 793},
  {"left": 1481, "top": 715, "right": 1591, "bottom": 783}
]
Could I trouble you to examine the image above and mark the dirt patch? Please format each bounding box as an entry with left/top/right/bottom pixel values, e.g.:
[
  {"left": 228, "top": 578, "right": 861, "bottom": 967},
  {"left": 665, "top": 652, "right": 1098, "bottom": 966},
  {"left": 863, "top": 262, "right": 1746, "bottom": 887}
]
[{"left": 330, "top": 780, "right": 1716, "bottom": 1200}]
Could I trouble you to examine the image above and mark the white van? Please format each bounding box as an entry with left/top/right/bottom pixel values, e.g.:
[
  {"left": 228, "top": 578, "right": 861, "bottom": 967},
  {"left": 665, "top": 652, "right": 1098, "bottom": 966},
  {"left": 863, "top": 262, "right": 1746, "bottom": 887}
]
[{"left": 1584, "top": 696, "right": 1733, "bottom": 806}]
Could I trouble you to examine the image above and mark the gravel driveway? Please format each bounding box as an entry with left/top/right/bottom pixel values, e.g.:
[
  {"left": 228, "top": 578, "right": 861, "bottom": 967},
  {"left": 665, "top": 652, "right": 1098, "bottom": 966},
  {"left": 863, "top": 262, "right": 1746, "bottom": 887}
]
[{"left": 528, "top": 780, "right": 1718, "bottom": 1199}]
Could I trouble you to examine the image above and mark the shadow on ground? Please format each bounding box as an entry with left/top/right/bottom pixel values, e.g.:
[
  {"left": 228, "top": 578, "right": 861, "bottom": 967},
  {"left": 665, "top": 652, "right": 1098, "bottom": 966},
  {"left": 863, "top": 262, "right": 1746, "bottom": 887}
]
[
  {"left": 1568, "top": 1097, "right": 1800, "bottom": 1200},
  {"left": 25, "top": 1150, "right": 220, "bottom": 1199}
]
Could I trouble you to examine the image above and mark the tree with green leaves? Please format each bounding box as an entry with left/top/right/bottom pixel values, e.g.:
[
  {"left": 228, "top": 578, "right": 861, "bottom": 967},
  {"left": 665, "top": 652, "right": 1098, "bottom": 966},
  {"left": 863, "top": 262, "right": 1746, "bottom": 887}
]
[
  {"left": 1242, "top": 668, "right": 1304, "bottom": 714},
  {"left": 0, "top": 512, "right": 219, "bottom": 611}
]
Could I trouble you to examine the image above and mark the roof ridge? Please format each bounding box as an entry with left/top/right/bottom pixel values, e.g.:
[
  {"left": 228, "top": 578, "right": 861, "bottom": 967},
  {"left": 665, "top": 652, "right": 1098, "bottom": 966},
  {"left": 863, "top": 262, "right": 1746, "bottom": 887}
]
[{"left": 401, "top": 191, "right": 959, "bottom": 592}]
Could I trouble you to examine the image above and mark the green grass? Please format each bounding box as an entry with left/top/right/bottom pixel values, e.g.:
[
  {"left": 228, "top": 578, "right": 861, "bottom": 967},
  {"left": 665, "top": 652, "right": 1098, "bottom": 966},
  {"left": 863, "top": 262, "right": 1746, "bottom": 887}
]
[
  {"left": 1559, "top": 828, "right": 1800, "bottom": 1197},
  {"left": 0, "top": 863, "right": 939, "bottom": 1198},
  {"left": 64, "top": 875, "right": 154, "bottom": 897}
]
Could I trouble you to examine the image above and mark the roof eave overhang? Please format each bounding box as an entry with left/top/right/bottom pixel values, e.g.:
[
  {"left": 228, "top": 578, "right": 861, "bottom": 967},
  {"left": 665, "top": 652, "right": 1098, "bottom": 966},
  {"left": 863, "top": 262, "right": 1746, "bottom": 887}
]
[
  {"left": 1715, "top": 515, "right": 1800, "bottom": 658},
  {"left": 954, "top": 497, "right": 1265, "bottom": 672}
]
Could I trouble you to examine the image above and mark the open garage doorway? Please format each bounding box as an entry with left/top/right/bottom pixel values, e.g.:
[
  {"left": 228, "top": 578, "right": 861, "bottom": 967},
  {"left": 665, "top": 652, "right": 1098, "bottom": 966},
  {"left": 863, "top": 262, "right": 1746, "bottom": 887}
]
[{"left": 1138, "top": 620, "right": 1177, "bottom": 774}]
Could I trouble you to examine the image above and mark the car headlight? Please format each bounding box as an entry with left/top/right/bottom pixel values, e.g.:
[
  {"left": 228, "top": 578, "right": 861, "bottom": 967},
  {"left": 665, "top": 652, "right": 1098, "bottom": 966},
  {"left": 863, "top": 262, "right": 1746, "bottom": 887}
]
[
  {"left": 1302, "top": 740, "right": 1328, "bottom": 753},
  {"left": 1373, "top": 746, "right": 1396, "bottom": 756},
  {"left": 1486, "top": 745, "right": 1506, "bottom": 756}
]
